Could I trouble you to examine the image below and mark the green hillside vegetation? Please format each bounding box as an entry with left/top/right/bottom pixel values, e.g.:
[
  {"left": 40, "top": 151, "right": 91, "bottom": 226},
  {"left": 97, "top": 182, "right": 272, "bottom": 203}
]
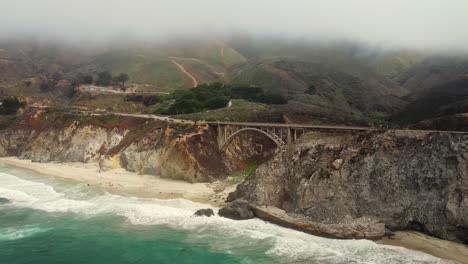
[
  {"left": 399, "top": 55, "right": 468, "bottom": 93},
  {"left": 4, "top": 37, "right": 468, "bottom": 128},
  {"left": 395, "top": 78, "right": 468, "bottom": 124},
  {"left": 369, "top": 52, "right": 423, "bottom": 80},
  {"left": 228, "top": 56, "right": 407, "bottom": 119},
  {"left": 0, "top": 97, "right": 25, "bottom": 115},
  {"left": 156, "top": 83, "right": 287, "bottom": 115},
  {"left": 88, "top": 51, "right": 186, "bottom": 91},
  {"left": 174, "top": 100, "right": 269, "bottom": 122},
  {"left": 158, "top": 40, "right": 246, "bottom": 69},
  {"left": 72, "top": 94, "right": 147, "bottom": 113}
]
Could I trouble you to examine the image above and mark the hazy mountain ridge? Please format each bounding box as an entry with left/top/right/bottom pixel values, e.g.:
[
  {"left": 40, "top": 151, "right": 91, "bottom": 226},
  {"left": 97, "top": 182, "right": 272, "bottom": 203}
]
[{"left": 1, "top": 37, "right": 467, "bottom": 127}]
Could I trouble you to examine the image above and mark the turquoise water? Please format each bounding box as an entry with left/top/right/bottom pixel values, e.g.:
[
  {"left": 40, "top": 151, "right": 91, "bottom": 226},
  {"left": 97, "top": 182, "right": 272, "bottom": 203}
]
[{"left": 0, "top": 163, "right": 453, "bottom": 264}]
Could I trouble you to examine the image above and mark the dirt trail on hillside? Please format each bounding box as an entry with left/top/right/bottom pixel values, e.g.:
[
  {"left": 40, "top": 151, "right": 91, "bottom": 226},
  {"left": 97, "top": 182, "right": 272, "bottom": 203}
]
[
  {"left": 220, "top": 46, "right": 225, "bottom": 59},
  {"left": 170, "top": 60, "right": 198, "bottom": 87}
]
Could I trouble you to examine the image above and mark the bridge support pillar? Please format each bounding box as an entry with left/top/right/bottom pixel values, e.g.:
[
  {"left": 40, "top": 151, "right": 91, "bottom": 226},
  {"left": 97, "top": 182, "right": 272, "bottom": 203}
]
[
  {"left": 217, "top": 125, "right": 225, "bottom": 149},
  {"left": 287, "top": 128, "right": 292, "bottom": 145}
]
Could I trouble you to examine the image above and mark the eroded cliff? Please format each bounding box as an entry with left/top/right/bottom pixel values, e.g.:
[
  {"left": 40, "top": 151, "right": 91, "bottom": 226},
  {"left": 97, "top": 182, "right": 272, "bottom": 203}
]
[
  {"left": 0, "top": 108, "right": 275, "bottom": 182},
  {"left": 227, "top": 130, "right": 468, "bottom": 243}
]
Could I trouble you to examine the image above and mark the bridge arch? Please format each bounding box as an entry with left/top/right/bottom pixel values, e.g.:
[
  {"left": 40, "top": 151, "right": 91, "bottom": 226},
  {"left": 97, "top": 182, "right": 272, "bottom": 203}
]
[{"left": 220, "top": 127, "right": 286, "bottom": 151}]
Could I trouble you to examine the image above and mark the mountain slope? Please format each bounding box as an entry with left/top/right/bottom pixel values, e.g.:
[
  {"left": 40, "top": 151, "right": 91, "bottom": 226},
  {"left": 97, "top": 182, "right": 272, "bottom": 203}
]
[
  {"left": 0, "top": 39, "right": 247, "bottom": 93},
  {"left": 390, "top": 55, "right": 468, "bottom": 125},
  {"left": 227, "top": 49, "right": 408, "bottom": 122},
  {"left": 400, "top": 55, "right": 468, "bottom": 93},
  {"left": 395, "top": 78, "right": 468, "bottom": 124}
]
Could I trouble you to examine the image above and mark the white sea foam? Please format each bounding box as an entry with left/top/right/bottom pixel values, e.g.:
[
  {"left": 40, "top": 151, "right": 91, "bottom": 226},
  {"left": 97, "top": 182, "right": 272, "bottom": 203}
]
[
  {"left": 0, "top": 226, "right": 51, "bottom": 241},
  {"left": 0, "top": 172, "right": 454, "bottom": 264}
]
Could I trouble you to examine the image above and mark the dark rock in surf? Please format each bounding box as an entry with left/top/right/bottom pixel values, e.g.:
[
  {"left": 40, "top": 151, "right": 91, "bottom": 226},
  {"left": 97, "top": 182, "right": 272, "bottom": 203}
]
[
  {"left": 0, "top": 197, "right": 10, "bottom": 204},
  {"left": 218, "top": 199, "right": 254, "bottom": 220},
  {"left": 193, "top": 209, "right": 214, "bottom": 217}
]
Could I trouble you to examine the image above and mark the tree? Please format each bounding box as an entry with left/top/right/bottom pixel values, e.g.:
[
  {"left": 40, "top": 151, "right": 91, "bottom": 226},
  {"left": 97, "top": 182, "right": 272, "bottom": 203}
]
[
  {"left": 0, "top": 97, "right": 25, "bottom": 115},
  {"left": 114, "top": 73, "right": 129, "bottom": 90},
  {"left": 51, "top": 72, "right": 64, "bottom": 81},
  {"left": 204, "top": 97, "right": 229, "bottom": 109},
  {"left": 96, "top": 71, "right": 112, "bottom": 86},
  {"left": 81, "top": 75, "right": 93, "bottom": 85},
  {"left": 40, "top": 79, "right": 53, "bottom": 92},
  {"left": 257, "top": 92, "right": 288, "bottom": 104},
  {"left": 167, "top": 99, "right": 203, "bottom": 114},
  {"left": 231, "top": 85, "right": 263, "bottom": 101},
  {"left": 306, "top": 85, "right": 317, "bottom": 95},
  {"left": 142, "top": 95, "right": 161, "bottom": 107}
]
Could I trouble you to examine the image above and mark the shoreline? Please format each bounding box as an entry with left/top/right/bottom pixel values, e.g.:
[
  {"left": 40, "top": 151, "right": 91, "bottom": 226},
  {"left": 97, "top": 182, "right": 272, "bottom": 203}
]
[
  {"left": 1, "top": 156, "right": 468, "bottom": 263},
  {"left": 0, "top": 157, "right": 235, "bottom": 207},
  {"left": 381, "top": 231, "right": 468, "bottom": 264}
]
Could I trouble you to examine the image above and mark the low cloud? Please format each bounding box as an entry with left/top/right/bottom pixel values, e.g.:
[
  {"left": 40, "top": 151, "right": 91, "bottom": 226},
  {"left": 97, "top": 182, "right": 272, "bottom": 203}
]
[{"left": 1, "top": 0, "right": 468, "bottom": 51}]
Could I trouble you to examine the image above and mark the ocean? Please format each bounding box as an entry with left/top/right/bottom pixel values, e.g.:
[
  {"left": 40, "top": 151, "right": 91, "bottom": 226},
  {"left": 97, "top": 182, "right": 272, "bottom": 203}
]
[{"left": 0, "top": 163, "right": 452, "bottom": 264}]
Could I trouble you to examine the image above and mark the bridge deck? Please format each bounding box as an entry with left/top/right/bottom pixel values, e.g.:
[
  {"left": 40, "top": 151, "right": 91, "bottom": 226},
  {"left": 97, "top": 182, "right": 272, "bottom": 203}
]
[
  {"left": 205, "top": 121, "right": 468, "bottom": 134},
  {"left": 30, "top": 106, "right": 468, "bottom": 134},
  {"left": 205, "top": 121, "right": 375, "bottom": 131}
]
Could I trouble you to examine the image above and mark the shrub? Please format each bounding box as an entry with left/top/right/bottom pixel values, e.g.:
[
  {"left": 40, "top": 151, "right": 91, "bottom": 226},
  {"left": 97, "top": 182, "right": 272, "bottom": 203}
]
[
  {"left": 142, "top": 95, "right": 161, "bottom": 107},
  {"left": 166, "top": 99, "right": 204, "bottom": 114},
  {"left": 40, "top": 79, "right": 53, "bottom": 92},
  {"left": 159, "top": 83, "right": 287, "bottom": 115},
  {"left": 81, "top": 75, "right": 94, "bottom": 85},
  {"left": 96, "top": 71, "right": 113, "bottom": 86},
  {"left": 113, "top": 73, "right": 129, "bottom": 89},
  {"left": 231, "top": 85, "right": 263, "bottom": 101},
  {"left": 0, "top": 97, "right": 25, "bottom": 115},
  {"left": 256, "top": 92, "right": 288, "bottom": 104},
  {"left": 205, "top": 97, "right": 229, "bottom": 109},
  {"left": 306, "top": 85, "right": 317, "bottom": 95}
]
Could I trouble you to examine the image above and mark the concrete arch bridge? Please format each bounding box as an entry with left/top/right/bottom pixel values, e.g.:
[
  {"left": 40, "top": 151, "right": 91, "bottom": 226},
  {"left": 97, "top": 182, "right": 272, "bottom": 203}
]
[{"left": 206, "top": 121, "right": 374, "bottom": 152}]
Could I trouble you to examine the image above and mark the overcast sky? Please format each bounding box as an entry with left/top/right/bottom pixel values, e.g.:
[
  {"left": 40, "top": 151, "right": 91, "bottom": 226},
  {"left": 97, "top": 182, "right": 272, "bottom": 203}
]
[{"left": 1, "top": 0, "right": 468, "bottom": 51}]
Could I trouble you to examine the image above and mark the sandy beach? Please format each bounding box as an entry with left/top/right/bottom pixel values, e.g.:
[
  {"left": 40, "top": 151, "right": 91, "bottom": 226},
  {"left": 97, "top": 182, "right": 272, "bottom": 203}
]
[
  {"left": 0, "top": 157, "right": 236, "bottom": 207},
  {"left": 1, "top": 156, "right": 468, "bottom": 263},
  {"left": 382, "top": 231, "right": 468, "bottom": 264}
]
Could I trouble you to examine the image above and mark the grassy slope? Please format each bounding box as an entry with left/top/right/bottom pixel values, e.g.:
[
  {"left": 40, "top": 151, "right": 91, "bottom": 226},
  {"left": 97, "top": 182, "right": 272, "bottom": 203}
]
[
  {"left": 389, "top": 55, "right": 468, "bottom": 124},
  {"left": 400, "top": 55, "right": 468, "bottom": 93},
  {"left": 228, "top": 51, "right": 408, "bottom": 121},
  {"left": 0, "top": 39, "right": 247, "bottom": 94},
  {"left": 394, "top": 78, "right": 468, "bottom": 124},
  {"left": 369, "top": 51, "right": 423, "bottom": 81}
]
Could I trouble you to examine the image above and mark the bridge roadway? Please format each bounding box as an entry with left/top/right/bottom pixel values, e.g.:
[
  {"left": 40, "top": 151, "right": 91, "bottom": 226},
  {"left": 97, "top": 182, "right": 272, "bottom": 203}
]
[
  {"left": 74, "top": 110, "right": 467, "bottom": 135},
  {"left": 31, "top": 106, "right": 468, "bottom": 150},
  {"left": 28, "top": 106, "right": 468, "bottom": 135}
]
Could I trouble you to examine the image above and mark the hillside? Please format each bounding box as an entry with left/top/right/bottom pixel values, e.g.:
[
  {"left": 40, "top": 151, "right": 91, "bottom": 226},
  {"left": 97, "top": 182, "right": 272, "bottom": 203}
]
[
  {"left": 388, "top": 55, "right": 468, "bottom": 125},
  {"left": 399, "top": 55, "right": 468, "bottom": 93},
  {"left": 0, "top": 39, "right": 246, "bottom": 94},
  {"left": 226, "top": 42, "right": 409, "bottom": 123},
  {"left": 394, "top": 78, "right": 468, "bottom": 124},
  {"left": 2, "top": 37, "right": 468, "bottom": 128},
  {"left": 366, "top": 51, "right": 424, "bottom": 82}
]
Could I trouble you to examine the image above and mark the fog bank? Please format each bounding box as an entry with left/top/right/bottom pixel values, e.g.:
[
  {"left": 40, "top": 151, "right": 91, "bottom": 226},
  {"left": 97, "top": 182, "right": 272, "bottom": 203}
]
[{"left": 1, "top": 0, "right": 468, "bottom": 51}]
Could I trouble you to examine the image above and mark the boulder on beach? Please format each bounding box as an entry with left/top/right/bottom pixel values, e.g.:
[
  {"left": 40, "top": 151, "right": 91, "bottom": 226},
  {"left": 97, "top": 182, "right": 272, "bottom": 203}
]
[
  {"left": 218, "top": 199, "right": 254, "bottom": 220},
  {"left": 193, "top": 209, "right": 214, "bottom": 217}
]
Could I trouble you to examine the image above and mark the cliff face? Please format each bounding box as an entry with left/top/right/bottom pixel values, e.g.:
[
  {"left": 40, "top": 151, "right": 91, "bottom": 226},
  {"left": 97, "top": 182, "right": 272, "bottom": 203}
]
[
  {"left": 0, "top": 109, "right": 274, "bottom": 182},
  {"left": 229, "top": 130, "right": 468, "bottom": 243}
]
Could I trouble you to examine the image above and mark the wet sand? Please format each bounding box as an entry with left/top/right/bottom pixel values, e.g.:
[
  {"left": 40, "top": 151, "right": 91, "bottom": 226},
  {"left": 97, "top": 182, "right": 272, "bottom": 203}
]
[
  {"left": 0, "top": 157, "right": 236, "bottom": 207},
  {"left": 382, "top": 231, "right": 468, "bottom": 264}
]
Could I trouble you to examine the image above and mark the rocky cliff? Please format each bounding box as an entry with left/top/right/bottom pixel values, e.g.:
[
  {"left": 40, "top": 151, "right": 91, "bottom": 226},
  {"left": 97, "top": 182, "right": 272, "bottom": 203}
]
[
  {"left": 0, "top": 108, "right": 275, "bottom": 182},
  {"left": 227, "top": 130, "right": 468, "bottom": 243}
]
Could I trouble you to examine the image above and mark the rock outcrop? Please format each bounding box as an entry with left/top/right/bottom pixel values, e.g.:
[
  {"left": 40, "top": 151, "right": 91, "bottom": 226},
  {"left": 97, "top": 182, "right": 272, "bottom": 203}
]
[
  {"left": 218, "top": 199, "right": 254, "bottom": 220},
  {"left": 227, "top": 130, "right": 468, "bottom": 243},
  {"left": 0, "top": 108, "right": 274, "bottom": 182},
  {"left": 193, "top": 209, "right": 215, "bottom": 217}
]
